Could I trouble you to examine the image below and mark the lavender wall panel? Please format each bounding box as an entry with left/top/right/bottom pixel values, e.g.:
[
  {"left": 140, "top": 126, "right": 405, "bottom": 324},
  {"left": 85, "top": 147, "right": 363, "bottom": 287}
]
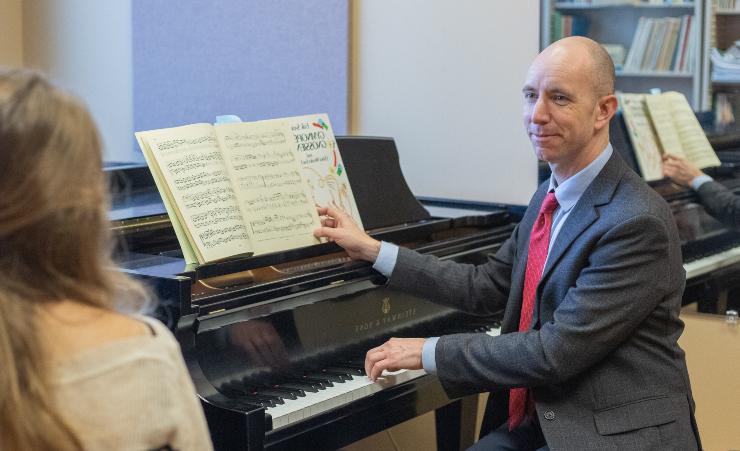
[{"left": 132, "top": 0, "right": 348, "bottom": 137}]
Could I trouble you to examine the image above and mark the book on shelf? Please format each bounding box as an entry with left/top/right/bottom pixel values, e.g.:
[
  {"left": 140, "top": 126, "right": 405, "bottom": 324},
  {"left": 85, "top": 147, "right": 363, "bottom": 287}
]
[
  {"left": 551, "top": 11, "right": 589, "bottom": 41},
  {"left": 623, "top": 15, "right": 693, "bottom": 73},
  {"left": 618, "top": 91, "right": 721, "bottom": 181},
  {"left": 135, "top": 114, "right": 363, "bottom": 265}
]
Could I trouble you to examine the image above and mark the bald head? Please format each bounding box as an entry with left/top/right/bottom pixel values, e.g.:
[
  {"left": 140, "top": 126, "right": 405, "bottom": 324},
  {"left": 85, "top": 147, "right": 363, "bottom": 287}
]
[
  {"left": 540, "top": 37, "right": 615, "bottom": 99},
  {"left": 522, "top": 36, "right": 619, "bottom": 180}
]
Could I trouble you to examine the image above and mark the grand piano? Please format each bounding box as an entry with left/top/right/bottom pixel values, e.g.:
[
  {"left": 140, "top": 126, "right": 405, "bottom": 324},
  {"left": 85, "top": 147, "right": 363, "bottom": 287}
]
[
  {"left": 109, "top": 137, "right": 520, "bottom": 451},
  {"left": 609, "top": 113, "right": 740, "bottom": 313}
]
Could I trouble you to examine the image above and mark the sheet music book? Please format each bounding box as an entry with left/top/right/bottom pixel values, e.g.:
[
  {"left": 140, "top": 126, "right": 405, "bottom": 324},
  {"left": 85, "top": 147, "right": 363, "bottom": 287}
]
[
  {"left": 618, "top": 91, "right": 720, "bottom": 182},
  {"left": 136, "top": 114, "right": 363, "bottom": 265}
]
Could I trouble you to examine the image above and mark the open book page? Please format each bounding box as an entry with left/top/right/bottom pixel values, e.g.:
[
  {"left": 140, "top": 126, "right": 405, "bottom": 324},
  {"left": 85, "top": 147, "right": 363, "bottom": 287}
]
[
  {"left": 135, "top": 134, "right": 198, "bottom": 265},
  {"left": 644, "top": 94, "right": 687, "bottom": 159},
  {"left": 283, "top": 114, "right": 364, "bottom": 230},
  {"left": 662, "top": 92, "right": 721, "bottom": 169},
  {"left": 214, "top": 121, "right": 321, "bottom": 255},
  {"left": 136, "top": 124, "right": 252, "bottom": 263},
  {"left": 618, "top": 93, "right": 664, "bottom": 181}
]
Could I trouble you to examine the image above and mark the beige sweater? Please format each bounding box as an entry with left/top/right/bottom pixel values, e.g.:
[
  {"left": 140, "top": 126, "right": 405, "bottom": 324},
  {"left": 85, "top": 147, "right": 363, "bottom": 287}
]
[{"left": 51, "top": 316, "right": 213, "bottom": 451}]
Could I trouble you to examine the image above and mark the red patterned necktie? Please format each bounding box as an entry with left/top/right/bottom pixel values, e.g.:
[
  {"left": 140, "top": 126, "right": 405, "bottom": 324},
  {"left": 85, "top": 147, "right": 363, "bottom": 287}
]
[{"left": 509, "top": 191, "right": 559, "bottom": 430}]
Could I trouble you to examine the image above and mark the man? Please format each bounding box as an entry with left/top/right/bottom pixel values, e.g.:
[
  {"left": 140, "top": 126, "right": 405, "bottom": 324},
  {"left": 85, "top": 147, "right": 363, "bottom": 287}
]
[
  {"left": 664, "top": 153, "right": 740, "bottom": 228},
  {"left": 315, "top": 37, "right": 700, "bottom": 449}
]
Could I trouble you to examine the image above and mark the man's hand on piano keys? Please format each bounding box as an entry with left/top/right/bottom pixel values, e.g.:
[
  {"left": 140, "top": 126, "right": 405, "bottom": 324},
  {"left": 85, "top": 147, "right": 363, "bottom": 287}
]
[
  {"left": 314, "top": 206, "right": 381, "bottom": 262},
  {"left": 364, "top": 337, "right": 425, "bottom": 381}
]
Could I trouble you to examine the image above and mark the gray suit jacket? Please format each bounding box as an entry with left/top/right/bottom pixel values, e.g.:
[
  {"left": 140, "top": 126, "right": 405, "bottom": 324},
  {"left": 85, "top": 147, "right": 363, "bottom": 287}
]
[
  {"left": 388, "top": 152, "right": 701, "bottom": 450},
  {"left": 697, "top": 179, "right": 740, "bottom": 229}
]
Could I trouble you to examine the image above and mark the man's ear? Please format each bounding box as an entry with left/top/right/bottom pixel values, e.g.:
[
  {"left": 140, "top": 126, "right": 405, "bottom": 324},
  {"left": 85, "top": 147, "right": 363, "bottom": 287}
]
[{"left": 594, "top": 94, "right": 618, "bottom": 131}]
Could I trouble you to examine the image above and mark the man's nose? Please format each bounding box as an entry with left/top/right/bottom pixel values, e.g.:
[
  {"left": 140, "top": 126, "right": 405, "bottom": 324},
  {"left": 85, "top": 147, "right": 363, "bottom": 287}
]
[{"left": 530, "top": 97, "right": 549, "bottom": 124}]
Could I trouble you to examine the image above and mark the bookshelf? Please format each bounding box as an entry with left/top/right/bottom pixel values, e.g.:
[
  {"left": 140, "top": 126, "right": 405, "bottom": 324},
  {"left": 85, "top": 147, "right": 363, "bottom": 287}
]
[
  {"left": 541, "top": 0, "right": 707, "bottom": 110},
  {"left": 709, "top": 0, "right": 740, "bottom": 122}
]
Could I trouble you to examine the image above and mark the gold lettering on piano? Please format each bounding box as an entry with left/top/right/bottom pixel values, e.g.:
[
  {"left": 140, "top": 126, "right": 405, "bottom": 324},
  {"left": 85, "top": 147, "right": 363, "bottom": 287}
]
[
  {"left": 381, "top": 297, "right": 391, "bottom": 315},
  {"left": 353, "top": 308, "right": 417, "bottom": 334}
]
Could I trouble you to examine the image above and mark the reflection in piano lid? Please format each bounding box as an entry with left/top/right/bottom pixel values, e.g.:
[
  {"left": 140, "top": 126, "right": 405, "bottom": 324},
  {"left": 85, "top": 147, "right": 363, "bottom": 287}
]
[{"left": 107, "top": 137, "right": 521, "bottom": 451}]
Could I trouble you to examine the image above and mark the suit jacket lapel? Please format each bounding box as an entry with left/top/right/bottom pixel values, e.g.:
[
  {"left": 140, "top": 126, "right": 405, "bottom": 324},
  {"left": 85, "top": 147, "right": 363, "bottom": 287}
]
[
  {"left": 503, "top": 151, "right": 627, "bottom": 332},
  {"left": 539, "top": 151, "right": 626, "bottom": 285},
  {"left": 501, "top": 184, "right": 549, "bottom": 333}
]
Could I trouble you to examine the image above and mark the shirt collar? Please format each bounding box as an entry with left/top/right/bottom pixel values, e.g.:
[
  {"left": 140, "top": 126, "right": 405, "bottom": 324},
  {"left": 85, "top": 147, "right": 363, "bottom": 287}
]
[{"left": 547, "top": 143, "right": 613, "bottom": 213}]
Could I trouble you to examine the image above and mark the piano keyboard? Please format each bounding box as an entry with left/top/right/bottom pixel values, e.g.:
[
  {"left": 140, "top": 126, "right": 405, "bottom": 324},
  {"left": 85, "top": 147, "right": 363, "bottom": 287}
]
[
  {"left": 265, "top": 325, "right": 501, "bottom": 430},
  {"left": 683, "top": 245, "right": 740, "bottom": 279}
]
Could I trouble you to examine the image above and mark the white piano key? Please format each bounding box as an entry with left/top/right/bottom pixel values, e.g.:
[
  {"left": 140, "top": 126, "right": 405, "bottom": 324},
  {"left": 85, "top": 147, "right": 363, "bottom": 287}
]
[
  {"left": 265, "top": 325, "right": 501, "bottom": 430},
  {"left": 683, "top": 246, "right": 740, "bottom": 279}
]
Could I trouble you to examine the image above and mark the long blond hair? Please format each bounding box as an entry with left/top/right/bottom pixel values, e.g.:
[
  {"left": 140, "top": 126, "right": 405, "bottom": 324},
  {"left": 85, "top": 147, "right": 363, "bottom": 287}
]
[{"left": 0, "top": 69, "right": 149, "bottom": 450}]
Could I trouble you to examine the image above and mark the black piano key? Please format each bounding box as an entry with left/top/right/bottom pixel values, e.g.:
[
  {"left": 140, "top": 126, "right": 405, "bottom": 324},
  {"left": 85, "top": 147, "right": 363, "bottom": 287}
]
[
  {"left": 302, "top": 376, "right": 334, "bottom": 388},
  {"left": 232, "top": 396, "right": 276, "bottom": 409},
  {"left": 319, "top": 369, "right": 353, "bottom": 381},
  {"left": 267, "top": 384, "right": 306, "bottom": 397},
  {"left": 285, "top": 375, "right": 333, "bottom": 388},
  {"left": 275, "top": 381, "right": 318, "bottom": 393},
  {"left": 243, "top": 393, "right": 284, "bottom": 406},
  {"left": 306, "top": 372, "right": 345, "bottom": 383},
  {"left": 256, "top": 388, "right": 299, "bottom": 400},
  {"left": 339, "top": 361, "right": 365, "bottom": 370},
  {"left": 326, "top": 366, "right": 365, "bottom": 376}
]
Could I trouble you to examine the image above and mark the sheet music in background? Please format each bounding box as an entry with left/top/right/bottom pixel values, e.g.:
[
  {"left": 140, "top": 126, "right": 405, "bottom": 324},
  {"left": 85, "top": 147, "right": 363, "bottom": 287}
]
[
  {"left": 644, "top": 94, "right": 687, "bottom": 159},
  {"left": 137, "top": 124, "right": 252, "bottom": 263},
  {"left": 618, "top": 93, "right": 664, "bottom": 182},
  {"left": 284, "top": 114, "right": 365, "bottom": 230},
  {"left": 662, "top": 92, "right": 721, "bottom": 169},
  {"left": 215, "top": 121, "right": 321, "bottom": 255}
]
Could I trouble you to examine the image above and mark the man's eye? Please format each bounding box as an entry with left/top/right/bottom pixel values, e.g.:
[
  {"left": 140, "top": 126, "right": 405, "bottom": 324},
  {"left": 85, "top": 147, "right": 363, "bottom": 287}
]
[
  {"left": 524, "top": 92, "right": 536, "bottom": 100},
  {"left": 554, "top": 95, "right": 568, "bottom": 104}
]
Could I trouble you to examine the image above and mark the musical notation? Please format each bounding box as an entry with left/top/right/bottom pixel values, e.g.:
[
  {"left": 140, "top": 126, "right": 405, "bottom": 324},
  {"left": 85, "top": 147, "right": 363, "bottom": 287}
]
[
  {"left": 239, "top": 171, "right": 303, "bottom": 190},
  {"left": 166, "top": 151, "right": 224, "bottom": 175},
  {"left": 141, "top": 126, "right": 254, "bottom": 261},
  {"left": 214, "top": 120, "right": 321, "bottom": 252},
  {"left": 173, "top": 170, "right": 230, "bottom": 191},
  {"left": 154, "top": 135, "right": 217, "bottom": 151},
  {"left": 242, "top": 192, "right": 309, "bottom": 213},
  {"left": 221, "top": 130, "right": 287, "bottom": 147},
  {"left": 191, "top": 206, "right": 244, "bottom": 228},
  {"left": 250, "top": 212, "right": 316, "bottom": 237},
  {"left": 198, "top": 223, "right": 250, "bottom": 249}
]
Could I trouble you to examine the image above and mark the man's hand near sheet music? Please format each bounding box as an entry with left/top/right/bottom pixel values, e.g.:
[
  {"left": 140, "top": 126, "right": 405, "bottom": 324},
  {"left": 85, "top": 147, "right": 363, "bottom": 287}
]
[
  {"left": 314, "top": 206, "right": 380, "bottom": 262},
  {"left": 663, "top": 154, "right": 705, "bottom": 186}
]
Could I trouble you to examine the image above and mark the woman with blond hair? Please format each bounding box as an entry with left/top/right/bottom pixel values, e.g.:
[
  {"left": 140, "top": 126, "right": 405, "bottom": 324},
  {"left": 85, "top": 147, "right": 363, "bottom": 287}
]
[{"left": 0, "top": 69, "right": 212, "bottom": 450}]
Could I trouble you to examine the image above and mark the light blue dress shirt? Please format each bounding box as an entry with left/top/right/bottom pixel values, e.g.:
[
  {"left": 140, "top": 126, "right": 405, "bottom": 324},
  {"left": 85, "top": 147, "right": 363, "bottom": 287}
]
[
  {"left": 691, "top": 174, "right": 713, "bottom": 191},
  {"left": 372, "top": 144, "right": 614, "bottom": 374}
]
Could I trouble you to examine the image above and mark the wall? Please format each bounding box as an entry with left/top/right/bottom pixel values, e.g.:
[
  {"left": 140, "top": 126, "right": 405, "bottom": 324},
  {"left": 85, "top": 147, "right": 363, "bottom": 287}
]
[
  {"left": 22, "top": 0, "right": 134, "bottom": 162},
  {"left": 0, "top": 0, "right": 23, "bottom": 66},
  {"left": 16, "top": 0, "right": 349, "bottom": 163},
  {"left": 351, "top": 0, "right": 540, "bottom": 205}
]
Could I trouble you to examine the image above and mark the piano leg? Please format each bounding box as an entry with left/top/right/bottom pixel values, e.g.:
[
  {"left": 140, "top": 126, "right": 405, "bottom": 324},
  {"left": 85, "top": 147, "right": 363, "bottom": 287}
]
[{"left": 435, "top": 395, "right": 479, "bottom": 451}]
